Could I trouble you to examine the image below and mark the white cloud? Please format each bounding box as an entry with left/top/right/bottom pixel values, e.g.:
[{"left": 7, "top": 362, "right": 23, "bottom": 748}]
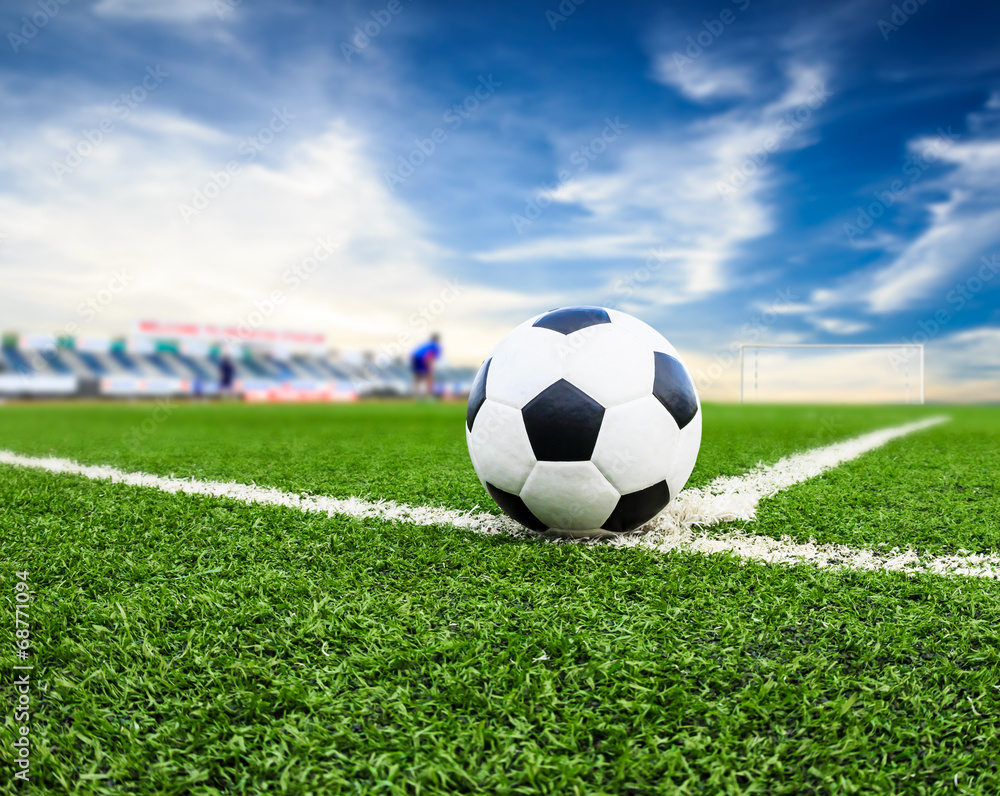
[
  {"left": 91, "top": 0, "right": 223, "bottom": 23},
  {"left": 653, "top": 55, "right": 754, "bottom": 102},
  {"left": 863, "top": 197, "right": 1000, "bottom": 314},
  {"left": 476, "top": 62, "right": 830, "bottom": 310},
  {"left": 807, "top": 101, "right": 1000, "bottom": 316},
  {"left": 758, "top": 300, "right": 813, "bottom": 316},
  {"left": 125, "top": 111, "right": 232, "bottom": 143},
  {"left": 474, "top": 234, "right": 649, "bottom": 264},
  {"left": 0, "top": 108, "right": 550, "bottom": 364},
  {"left": 809, "top": 317, "right": 872, "bottom": 335},
  {"left": 928, "top": 326, "right": 1000, "bottom": 403}
]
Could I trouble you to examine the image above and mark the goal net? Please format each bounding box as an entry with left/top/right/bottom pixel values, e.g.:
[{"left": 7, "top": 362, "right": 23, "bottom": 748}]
[{"left": 739, "top": 344, "right": 925, "bottom": 404}]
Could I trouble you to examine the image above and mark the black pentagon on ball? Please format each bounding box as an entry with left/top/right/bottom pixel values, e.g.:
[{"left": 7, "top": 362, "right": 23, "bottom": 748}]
[
  {"left": 466, "top": 357, "right": 491, "bottom": 431},
  {"left": 522, "top": 379, "right": 605, "bottom": 461},
  {"left": 532, "top": 306, "right": 611, "bottom": 335},
  {"left": 485, "top": 482, "right": 548, "bottom": 532},
  {"left": 602, "top": 480, "right": 671, "bottom": 533},
  {"left": 652, "top": 351, "right": 698, "bottom": 430}
]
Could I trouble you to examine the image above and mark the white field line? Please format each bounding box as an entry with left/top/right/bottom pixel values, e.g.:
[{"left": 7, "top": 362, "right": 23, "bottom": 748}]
[
  {"left": 0, "top": 415, "right": 996, "bottom": 579},
  {"left": 612, "top": 416, "right": 1000, "bottom": 580}
]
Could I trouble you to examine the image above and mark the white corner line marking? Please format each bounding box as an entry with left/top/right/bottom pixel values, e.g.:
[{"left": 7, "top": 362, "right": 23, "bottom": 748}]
[
  {"left": 649, "top": 416, "right": 951, "bottom": 532},
  {"left": 0, "top": 415, "right": 995, "bottom": 579},
  {"left": 611, "top": 416, "right": 1000, "bottom": 580}
]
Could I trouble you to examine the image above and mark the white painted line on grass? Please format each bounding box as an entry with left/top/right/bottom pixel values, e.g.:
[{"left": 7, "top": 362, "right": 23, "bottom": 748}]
[
  {"left": 0, "top": 447, "right": 523, "bottom": 533},
  {"left": 1, "top": 415, "right": 995, "bottom": 579},
  {"left": 643, "top": 416, "right": 949, "bottom": 530},
  {"left": 614, "top": 416, "right": 1000, "bottom": 579}
]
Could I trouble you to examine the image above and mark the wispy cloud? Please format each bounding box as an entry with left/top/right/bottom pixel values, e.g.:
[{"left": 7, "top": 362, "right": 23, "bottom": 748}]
[
  {"left": 476, "top": 62, "right": 830, "bottom": 310},
  {"left": 0, "top": 104, "right": 549, "bottom": 361},
  {"left": 654, "top": 57, "right": 754, "bottom": 102},
  {"left": 809, "top": 317, "right": 872, "bottom": 335},
  {"left": 0, "top": 0, "right": 998, "bottom": 400},
  {"left": 930, "top": 326, "right": 1000, "bottom": 402},
  {"left": 808, "top": 100, "right": 1000, "bottom": 316},
  {"left": 91, "top": 0, "right": 223, "bottom": 23}
]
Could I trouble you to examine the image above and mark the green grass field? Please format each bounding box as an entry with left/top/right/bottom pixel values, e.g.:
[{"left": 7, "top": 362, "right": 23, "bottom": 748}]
[{"left": 2, "top": 401, "right": 999, "bottom": 795}]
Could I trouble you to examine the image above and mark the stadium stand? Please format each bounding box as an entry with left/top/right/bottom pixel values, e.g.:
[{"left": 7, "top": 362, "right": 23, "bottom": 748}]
[
  {"left": 39, "top": 349, "right": 73, "bottom": 374},
  {"left": 290, "top": 354, "right": 323, "bottom": 379},
  {"left": 72, "top": 351, "right": 109, "bottom": 376},
  {"left": 181, "top": 355, "right": 211, "bottom": 380},
  {"left": 0, "top": 331, "right": 476, "bottom": 400},
  {"left": 110, "top": 349, "right": 143, "bottom": 374},
  {"left": 2, "top": 345, "right": 37, "bottom": 376},
  {"left": 146, "top": 353, "right": 177, "bottom": 377}
]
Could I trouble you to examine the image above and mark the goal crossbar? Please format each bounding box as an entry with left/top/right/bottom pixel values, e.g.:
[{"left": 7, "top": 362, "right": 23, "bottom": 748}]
[{"left": 739, "top": 344, "right": 925, "bottom": 404}]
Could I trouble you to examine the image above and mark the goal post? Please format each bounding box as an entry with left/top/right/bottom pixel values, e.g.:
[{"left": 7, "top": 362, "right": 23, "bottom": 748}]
[{"left": 739, "top": 344, "right": 925, "bottom": 405}]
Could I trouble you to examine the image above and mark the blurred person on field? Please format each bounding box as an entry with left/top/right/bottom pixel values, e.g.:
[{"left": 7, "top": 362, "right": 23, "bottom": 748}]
[
  {"left": 219, "top": 353, "right": 235, "bottom": 399},
  {"left": 411, "top": 333, "right": 441, "bottom": 400}
]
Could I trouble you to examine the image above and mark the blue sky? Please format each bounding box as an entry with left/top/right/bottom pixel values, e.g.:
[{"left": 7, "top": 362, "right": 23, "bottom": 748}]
[{"left": 1, "top": 0, "right": 998, "bottom": 399}]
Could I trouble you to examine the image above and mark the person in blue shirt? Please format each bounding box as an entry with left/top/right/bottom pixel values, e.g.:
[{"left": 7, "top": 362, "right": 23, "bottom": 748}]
[{"left": 411, "top": 334, "right": 441, "bottom": 399}]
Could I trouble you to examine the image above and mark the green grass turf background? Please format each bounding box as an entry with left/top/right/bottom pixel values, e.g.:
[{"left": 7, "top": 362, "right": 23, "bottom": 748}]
[
  {"left": 0, "top": 401, "right": 947, "bottom": 512},
  {"left": 1, "top": 402, "right": 998, "bottom": 794},
  {"left": 1, "top": 466, "right": 999, "bottom": 795},
  {"left": 753, "top": 407, "right": 1000, "bottom": 554}
]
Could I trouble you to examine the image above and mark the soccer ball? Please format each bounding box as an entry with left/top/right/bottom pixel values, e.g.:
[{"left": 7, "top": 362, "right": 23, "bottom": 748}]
[{"left": 466, "top": 306, "right": 702, "bottom": 537}]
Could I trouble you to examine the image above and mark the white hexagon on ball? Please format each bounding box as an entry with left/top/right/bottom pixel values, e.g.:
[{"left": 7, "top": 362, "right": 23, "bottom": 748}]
[
  {"left": 591, "top": 394, "right": 680, "bottom": 495},
  {"left": 484, "top": 318, "right": 564, "bottom": 409},
  {"left": 519, "top": 461, "right": 620, "bottom": 531},
  {"left": 607, "top": 308, "right": 681, "bottom": 358},
  {"left": 562, "top": 323, "right": 654, "bottom": 408},
  {"left": 466, "top": 306, "right": 701, "bottom": 537},
  {"left": 467, "top": 399, "right": 536, "bottom": 494}
]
